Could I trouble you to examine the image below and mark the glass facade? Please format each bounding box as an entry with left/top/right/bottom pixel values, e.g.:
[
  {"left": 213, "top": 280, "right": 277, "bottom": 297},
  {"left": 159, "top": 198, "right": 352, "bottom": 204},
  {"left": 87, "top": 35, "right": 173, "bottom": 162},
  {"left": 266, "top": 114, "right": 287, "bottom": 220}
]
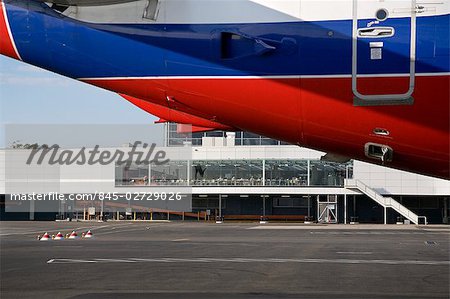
[
  {"left": 115, "top": 161, "right": 188, "bottom": 186},
  {"left": 165, "top": 123, "right": 288, "bottom": 147},
  {"left": 116, "top": 159, "right": 352, "bottom": 187},
  {"left": 113, "top": 123, "right": 354, "bottom": 187},
  {"left": 265, "top": 160, "right": 308, "bottom": 186},
  {"left": 166, "top": 123, "right": 198, "bottom": 147},
  {"left": 115, "top": 163, "right": 149, "bottom": 186},
  {"left": 309, "top": 161, "right": 347, "bottom": 186},
  {"left": 150, "top": 160, "right": 188, "bottom": 185},
  {"left": 191, "top": 160, "right": 263, "bottom": 185}
]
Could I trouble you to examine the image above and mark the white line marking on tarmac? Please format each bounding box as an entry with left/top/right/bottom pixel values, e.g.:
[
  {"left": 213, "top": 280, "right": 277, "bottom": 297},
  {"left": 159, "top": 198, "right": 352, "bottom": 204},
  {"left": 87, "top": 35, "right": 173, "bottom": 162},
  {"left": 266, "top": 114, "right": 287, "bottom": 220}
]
[
  {"left": 248, "top": 226, "right": 314, "bottom": 230},
  {"left": 46, "top": 257, "right": 450, "bottom": 266},
  {"left": 248, "top": 227, "right": 445, "bottom": 235},
  {"left": 47, "top": 259, "right": 97, "bottom": 264},
  {"left": 53, "top": 245, "right": 84, "bottom": 248},
  {"left": 0, "top": 224, "right": 120, "bottom": 236},
  {"left": 308, "top": 232, "right": 443, "bottom": 235},
  {"left": 172, "top": 239, "right": 190, "bottom": 242},
  {"left": 93, "top": 227, "right": 150, "bottom": 236},
  {"left": 76, "top": 224, "right": 115, "bottom": 230},
  {"left": 248, "top": 226, "right": 447, "bottom": 234},
  {"left": 0, "top": 229, "right": 55, "bottom": 236},
  {"left": 0, "top": 223, "right": 165, "bottom": 237},
  {"left": 336, "top": 252, "right": 373, "bottom": 255},
  {"left": 95, "top": 258, "right": 138, "bottom": 263}
]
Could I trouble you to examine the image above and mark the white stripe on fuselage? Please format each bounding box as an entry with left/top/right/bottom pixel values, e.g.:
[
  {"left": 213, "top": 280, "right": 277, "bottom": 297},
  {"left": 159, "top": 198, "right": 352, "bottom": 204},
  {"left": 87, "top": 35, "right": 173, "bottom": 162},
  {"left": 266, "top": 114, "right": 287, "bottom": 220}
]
[
  {"left": 1, "top": 2, "right": 22, "bottom": 60},
  {"left": 78, "top": 72, "right": 450, "bottom": 81}
]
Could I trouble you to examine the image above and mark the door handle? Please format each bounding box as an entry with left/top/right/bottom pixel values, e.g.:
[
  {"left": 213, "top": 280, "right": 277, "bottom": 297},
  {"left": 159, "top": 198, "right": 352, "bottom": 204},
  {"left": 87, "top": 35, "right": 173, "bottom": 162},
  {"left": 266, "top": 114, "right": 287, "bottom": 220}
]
[{"left": 357, "top": 27, "right": 395, "bottom": 38}]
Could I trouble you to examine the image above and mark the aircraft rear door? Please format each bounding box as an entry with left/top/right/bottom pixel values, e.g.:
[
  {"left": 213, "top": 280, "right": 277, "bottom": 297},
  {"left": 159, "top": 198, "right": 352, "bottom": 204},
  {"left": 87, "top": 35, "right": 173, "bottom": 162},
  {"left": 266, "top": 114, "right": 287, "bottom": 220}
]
[{"left": 352, "top": 0, "right": 417, "bottom": 105}]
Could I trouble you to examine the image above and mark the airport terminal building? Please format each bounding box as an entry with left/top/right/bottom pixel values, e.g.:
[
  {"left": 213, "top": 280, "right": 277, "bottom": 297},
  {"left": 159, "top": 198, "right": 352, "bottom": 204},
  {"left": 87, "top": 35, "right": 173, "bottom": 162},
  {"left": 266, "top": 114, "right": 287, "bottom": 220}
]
[{"left": 1, "top": 124, "right": 449, "bottom": 224}]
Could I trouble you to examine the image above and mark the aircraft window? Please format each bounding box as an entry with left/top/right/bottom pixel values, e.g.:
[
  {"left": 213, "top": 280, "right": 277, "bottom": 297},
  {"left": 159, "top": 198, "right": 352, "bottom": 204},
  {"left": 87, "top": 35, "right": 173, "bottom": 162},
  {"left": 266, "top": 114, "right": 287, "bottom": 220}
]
[
  {"left": 143, "top": 0, "right": 159, "bottom": 20},
  {"left": 376, "top": 9, "right": 388, "bottom": 21}
]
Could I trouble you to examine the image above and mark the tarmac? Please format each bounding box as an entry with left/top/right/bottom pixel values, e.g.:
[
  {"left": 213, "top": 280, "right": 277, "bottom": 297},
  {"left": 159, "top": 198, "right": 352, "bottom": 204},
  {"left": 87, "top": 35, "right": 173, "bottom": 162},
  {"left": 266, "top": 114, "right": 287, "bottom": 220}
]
[{"left": 1, "top": 221, "right": 449, "bottom": 299}]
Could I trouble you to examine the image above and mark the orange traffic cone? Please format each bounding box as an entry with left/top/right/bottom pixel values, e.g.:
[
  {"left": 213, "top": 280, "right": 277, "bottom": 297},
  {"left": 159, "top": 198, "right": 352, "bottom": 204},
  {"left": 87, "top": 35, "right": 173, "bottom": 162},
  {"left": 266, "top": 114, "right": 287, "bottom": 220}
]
[
  {"left": 54, "top": 232, "right": 64, "bottom": 240},
  {"left": 40, "top": 232, "right": 51, "bottom": 241},
  {"left": 84, "top": 230, "right": 93, "bottom": 238},
  {"left": 68, "top": 231, "right": 78, "bottom": 239}
]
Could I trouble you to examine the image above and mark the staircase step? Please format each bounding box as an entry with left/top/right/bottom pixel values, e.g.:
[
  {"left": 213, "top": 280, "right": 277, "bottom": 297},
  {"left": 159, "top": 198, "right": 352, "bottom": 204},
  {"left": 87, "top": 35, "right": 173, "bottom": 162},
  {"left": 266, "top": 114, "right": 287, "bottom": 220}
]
[{"left": 344, "top": 179, "right": 419, "bottom": 224}]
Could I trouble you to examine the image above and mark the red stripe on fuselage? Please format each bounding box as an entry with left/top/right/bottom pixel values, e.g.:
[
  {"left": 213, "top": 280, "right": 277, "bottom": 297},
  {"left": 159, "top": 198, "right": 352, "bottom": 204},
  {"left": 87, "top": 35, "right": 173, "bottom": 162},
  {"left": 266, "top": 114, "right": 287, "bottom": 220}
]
[
  {"left": 83, "top": 75, "right": 450, "bottom": 179},
  {"left": 120, "top": 93, "right": 235, "bottom": 131},
  {"left": 0, "top": 2, "right": 21, "bottom": 60}
]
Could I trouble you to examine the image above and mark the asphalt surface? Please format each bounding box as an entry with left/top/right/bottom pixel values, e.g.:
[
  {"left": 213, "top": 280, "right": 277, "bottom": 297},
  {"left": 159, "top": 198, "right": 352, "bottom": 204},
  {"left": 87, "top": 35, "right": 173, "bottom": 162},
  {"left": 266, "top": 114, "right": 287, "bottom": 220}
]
[{"left": 1, "top": 221, "right": 449, "bottom": 299}]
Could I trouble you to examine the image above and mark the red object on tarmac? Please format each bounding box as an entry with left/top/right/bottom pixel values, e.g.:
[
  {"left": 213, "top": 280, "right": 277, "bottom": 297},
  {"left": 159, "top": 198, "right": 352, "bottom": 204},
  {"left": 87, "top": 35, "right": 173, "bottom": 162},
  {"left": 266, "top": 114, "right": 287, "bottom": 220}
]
[
  {"left": 68, "top": 231, "right": 78, "bottom": 239},
  {"left": 40, "top": 232, "right": 50, "bottom": 241},
  {"left": 54, "top": 232, "right": 64, "bottom": 240}
]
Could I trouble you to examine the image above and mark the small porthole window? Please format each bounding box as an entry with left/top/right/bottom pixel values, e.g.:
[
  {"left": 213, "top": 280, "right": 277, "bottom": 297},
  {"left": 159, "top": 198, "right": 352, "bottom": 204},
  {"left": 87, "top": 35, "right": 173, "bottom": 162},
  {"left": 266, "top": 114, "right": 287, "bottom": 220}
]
[{"left": 376, "top": 9, "right": 388, "bottom": 21}]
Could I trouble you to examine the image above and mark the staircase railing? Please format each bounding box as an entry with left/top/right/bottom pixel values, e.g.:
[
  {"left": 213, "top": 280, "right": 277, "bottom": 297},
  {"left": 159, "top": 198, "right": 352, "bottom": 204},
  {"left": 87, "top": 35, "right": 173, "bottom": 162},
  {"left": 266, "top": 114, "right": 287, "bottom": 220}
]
[{"left": 345, "top": 179, "right": 421, "bottom": 225}]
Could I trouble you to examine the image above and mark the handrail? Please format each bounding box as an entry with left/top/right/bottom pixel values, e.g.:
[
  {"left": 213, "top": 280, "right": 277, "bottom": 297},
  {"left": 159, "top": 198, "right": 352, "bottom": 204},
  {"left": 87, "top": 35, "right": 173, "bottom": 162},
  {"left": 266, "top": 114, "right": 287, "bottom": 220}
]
[{"left": 344, "top": 179, "right": 421, "bottom": 225}]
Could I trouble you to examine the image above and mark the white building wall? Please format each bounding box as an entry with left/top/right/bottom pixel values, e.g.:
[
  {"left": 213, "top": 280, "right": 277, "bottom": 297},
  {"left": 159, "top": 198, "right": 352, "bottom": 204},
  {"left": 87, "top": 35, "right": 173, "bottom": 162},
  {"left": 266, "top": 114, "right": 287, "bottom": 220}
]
[
  {"left": 353, "top": 161, "right": 450, "bottom": 196},
  {"left": 1, "top": 147, "right": 449, "bottom": 196},
  {"left": 0, "top": 151, "right": 5, "bottom": 195},
  {"left": 192, "top": 145, "right": 324, "bottom": 160},
  {"left": 0, "top": 146, "right": 191, "bottom": 194}
]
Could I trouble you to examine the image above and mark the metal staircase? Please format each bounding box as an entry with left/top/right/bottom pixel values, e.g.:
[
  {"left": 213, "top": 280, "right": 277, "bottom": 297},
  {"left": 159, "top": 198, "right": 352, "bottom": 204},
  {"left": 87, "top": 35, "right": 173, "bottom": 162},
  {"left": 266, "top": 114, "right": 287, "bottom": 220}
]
[{"left": 345, "top": 179, "right": 426, "bottom": 225}]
